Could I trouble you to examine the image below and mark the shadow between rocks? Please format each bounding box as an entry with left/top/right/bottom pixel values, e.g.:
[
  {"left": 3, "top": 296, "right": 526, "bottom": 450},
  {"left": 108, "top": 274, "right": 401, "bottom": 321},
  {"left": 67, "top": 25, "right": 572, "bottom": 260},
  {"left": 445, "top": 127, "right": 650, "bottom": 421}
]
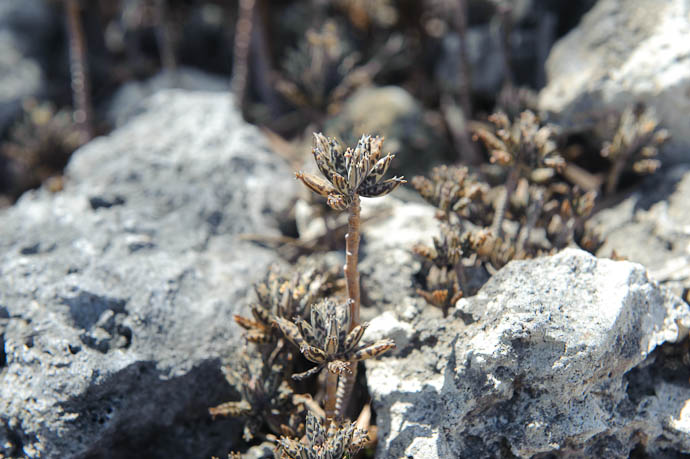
[{"left": 57, "top": 358, "right": 241, "bottom": 459}]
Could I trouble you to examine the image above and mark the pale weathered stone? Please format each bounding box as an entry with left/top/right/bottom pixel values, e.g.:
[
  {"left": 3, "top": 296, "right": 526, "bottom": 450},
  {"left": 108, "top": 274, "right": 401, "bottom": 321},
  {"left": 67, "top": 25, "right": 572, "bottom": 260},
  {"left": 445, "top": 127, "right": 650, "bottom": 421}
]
[
  {"left": 539, "top": 0, "right": 690, "bottom": 163},
  {"left": 366, "top": 249, "right": 690, "bottom": 458}
]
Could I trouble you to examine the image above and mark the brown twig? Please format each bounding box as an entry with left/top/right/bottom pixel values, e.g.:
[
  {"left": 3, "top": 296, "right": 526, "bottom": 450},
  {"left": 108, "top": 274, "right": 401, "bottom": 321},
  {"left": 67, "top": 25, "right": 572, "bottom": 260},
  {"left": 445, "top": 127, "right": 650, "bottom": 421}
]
[
  {"left": 324, "top": 369, "right": 338, "bottom": 420},
  {"left": 64, "top": 0, "right": 93, "bottom": 142},
  {"left": 345, "top": 195, "right": 361, "bottom": 327},
  {"left": 335, "top": 194, "right": 362, "bottom": 420},
  {"left": 232, "top": 0, "right": 255, "bottom": 113}
]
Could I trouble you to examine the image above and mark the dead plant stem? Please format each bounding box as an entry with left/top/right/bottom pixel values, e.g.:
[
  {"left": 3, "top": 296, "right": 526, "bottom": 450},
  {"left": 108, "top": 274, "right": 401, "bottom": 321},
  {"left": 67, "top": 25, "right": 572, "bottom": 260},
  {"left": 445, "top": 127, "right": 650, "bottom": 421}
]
[
  {"left": 345, "top": 195, "right": 361, "bottom": 327},
  {"left": 336, "top": 194, "right": 361, "bottom": 420},
  {"left": 65, "top": 0, "right": 93, "bottom": 142}
]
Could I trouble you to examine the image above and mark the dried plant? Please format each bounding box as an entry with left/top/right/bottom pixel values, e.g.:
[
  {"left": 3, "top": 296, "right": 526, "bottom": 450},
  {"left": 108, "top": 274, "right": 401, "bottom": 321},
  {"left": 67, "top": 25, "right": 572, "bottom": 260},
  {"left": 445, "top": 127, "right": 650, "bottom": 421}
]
[
  {"left": 472, "top": 110, "right": 564, "bottom": 238},
  {"left": 276, "top": 410, "right": 368, "bottom": 459},
  {"left": 1, "top": 99, "right": 84, "bottom": 199},
  {"left": 64, "top": 0, "right": 94, "bottom": 142},
  {"left": 276, "top": 21, "right": 360, "bottom": 114},
  {"left": 413, "top": 223, "right": 489, "bottom": 315},
  {"left": 276, "top": 299, "right": 395, "bottom": 380},
  {"left": 275, "top": 21, "right": 404, "bottom": 120},
  {"left": 543, "top": 183, "right": 600, "bottom": 251},
  {"left": 600, "top": 105, "right": 669, "bottom": 194},
  {"left": 275, "top": 298, "right": 395, "bottom": 419},
  {"left": 209, "top": 355, "right": 303, "bottom": 442},
  {"left": 234, "top": 265, "right": 333, "bottom": 346},
  {"left": 294, "top": 132, "right": 403, "bottom": 420},
  {"left": 296, "top": 133, "right": 406, "bottom": 211},
  {"left": 336, "top": 0, "right": 399, "bottom": 30},
  {"left": 411, "top": 165, "right": 490, "bottom": 224}
]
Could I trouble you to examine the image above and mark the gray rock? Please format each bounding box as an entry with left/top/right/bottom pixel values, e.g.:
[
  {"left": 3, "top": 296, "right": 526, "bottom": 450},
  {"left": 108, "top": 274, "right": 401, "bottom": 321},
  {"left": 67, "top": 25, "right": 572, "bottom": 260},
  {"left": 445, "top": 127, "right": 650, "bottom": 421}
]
[
  {"left": 592, "top": 166, "right": 690, "bottom": 300},
  {"left": 324, "top": 86, "right": 452, "bottom": 177},
  {"left": 539, "top": 0, "right": 690, "bottom": 163},
  {"left": 0, "top": 89, "right": 296, "bottom": 458},
  {"left": 365, "top": 248, "right": 690, "bottom": 458},
  {"left": 359, "top": 197, "right": 436, "bottom": 322},
  {"left": 106, "top": 68, "right": 230, "bottom": 128}
]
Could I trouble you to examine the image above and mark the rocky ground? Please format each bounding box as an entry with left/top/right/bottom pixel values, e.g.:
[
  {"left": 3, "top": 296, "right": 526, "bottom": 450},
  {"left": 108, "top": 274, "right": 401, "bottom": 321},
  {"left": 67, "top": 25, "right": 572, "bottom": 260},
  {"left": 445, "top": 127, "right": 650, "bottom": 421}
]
[{"left": 1, "top": 0, "right": 690, "bottom": 458}]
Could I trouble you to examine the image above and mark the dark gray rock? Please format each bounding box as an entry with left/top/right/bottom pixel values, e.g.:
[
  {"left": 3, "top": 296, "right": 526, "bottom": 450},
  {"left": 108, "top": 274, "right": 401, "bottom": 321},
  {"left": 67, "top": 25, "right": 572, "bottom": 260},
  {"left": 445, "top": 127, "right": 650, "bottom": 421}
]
[
  {"left": 364, "top": 248, "right": 690, "bottom": 458},
  {"left": 0, "top": 89, "right": 296, "bottom": 458}
]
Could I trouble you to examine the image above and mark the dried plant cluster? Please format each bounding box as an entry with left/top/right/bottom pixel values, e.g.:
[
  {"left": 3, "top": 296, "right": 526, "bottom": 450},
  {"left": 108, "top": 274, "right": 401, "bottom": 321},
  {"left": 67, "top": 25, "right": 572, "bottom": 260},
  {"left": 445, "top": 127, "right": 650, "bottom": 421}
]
[
  {"left": 599, "top": 105, "right": 669, "bottom": 194},
  {"left": 276, "top": 21, "right": 359, "bottom": 114},
  {"left": 211, "top": 263, "right": 337, "bottom": 442},
  {"left": 276, "top": 411, "right": 368, "bottom": 459},
  {"left": 412, "top": 110, "right": 609, "bottom": 314},
  {"left": 214, "top": 133, "right": 402, "bottom": 457},
  {"left": 0, "top": 99, "right": 85, "bottom": 200}
]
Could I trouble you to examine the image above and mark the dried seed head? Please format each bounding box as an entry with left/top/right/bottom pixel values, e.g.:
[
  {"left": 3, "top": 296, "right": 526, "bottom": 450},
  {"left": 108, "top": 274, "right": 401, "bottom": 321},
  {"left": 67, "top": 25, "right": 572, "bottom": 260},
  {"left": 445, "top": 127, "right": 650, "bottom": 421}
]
[
  {"left": 276, "top": 410, "right": 368, "bottom": 459},
  {"left": 275, "top": 298, "right": 395, "bottom": 379},
  {"left": 297, "top": 133, "right": 405, "bottom": 210}
]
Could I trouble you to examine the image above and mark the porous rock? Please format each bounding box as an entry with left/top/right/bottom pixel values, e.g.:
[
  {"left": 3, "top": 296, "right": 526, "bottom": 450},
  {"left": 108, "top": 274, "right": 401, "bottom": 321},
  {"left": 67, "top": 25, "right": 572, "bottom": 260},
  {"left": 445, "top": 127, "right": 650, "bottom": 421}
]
[
  {"left": 0, "top": 89, "right": 296, "bottom": 458},
  {"left": 365, "top": 248, "right": 690, "bottom": 458},
  {"left": 539, "top": 0, "right": 690, "bottom": 163},
  {"left": 591, "top": 165, "right": 690, "bottom": 300}
]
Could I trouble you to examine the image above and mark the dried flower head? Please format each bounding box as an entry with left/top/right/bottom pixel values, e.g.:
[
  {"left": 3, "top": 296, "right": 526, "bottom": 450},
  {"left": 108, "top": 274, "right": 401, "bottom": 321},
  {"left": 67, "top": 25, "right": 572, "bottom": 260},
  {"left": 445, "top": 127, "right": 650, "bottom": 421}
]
[
  {"left": 234, "top": 266, "right": 333, "bottom": 344},
  {"left": 411, "top": 165, "right": 489, "bottom": 218},
  {"left": 296, "top": 133, "right": 406, "bottom": 210},
  {"left": 275, "top": 298, "right": 395, "bottom": 380},
  {"left": 473, "top": 110, "right": 565, "bottom": 178},
  {"left": 276, "top": 410, "right": 368, "bottom": 459}
]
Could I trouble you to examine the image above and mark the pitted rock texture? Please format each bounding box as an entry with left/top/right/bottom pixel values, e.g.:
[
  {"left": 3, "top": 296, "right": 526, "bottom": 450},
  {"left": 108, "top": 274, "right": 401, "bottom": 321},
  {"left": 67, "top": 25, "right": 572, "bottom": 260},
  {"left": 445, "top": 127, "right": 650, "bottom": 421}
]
[
  {"left": 0, "top": 89, "right": 296, "bottom": 458},
  {"left": 592, "top": 165, "right": 690, "bottom": 300},
  {"left": 365, "top": 249, "right": 690, "bottom": 458}
]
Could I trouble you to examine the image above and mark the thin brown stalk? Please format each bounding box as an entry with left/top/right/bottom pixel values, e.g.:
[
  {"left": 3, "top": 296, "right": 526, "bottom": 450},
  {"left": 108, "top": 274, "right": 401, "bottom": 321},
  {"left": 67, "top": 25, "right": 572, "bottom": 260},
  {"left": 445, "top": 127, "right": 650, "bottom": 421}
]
[
  {"left": 335, "top": 195, "right": 362, "bottom": 420},
  {"left": 324, "top": 369, "right": 338, "bottom": 420},
  {"left": 232, "top": 0, "right": 255, "bottom": 113},
  {"left": 64, "top": 0, "right": 93, "bottom": 142},
  {"left": 345, "top": 195, "right": 361, "bottom": 327}
]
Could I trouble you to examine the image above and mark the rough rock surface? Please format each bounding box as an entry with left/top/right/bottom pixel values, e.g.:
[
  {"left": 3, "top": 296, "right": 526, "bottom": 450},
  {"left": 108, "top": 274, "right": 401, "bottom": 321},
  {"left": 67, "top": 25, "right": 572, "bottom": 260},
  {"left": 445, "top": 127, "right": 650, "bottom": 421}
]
[
  {"left": 539, "top": 0, "right": 690, "bottom": 163},
  {"left": 0, "top": 90, "right": 296, "bottom": 458},
  {"left": 365, "top": 248, "right": 690, "bottom": 458},
  {"left": 592, "top": 165, "right": 690, "bottom": 300}
]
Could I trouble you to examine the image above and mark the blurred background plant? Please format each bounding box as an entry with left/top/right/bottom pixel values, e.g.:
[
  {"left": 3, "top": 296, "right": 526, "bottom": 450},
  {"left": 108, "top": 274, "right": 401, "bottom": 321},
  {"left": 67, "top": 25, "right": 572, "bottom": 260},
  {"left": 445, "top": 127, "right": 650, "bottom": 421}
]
[{"left": 1, "top": 0, "right": 608, "bottom": 208}]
